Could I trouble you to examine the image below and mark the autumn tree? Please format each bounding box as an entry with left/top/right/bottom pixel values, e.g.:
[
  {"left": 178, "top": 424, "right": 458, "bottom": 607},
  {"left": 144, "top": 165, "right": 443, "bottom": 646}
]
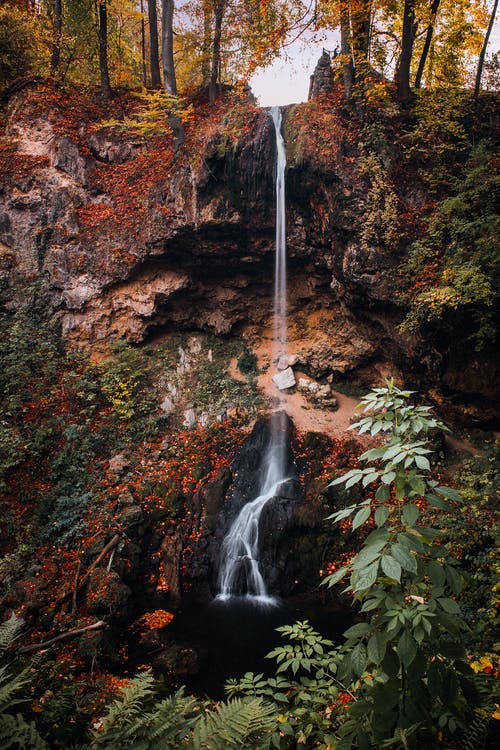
[
  {"left": 148, "top": 0, "right": 162, "bottom": 88},
  {"left": 475, "top": 0, "right": 498, "bottom": 98},
  {"left": 97, "top": 0, "right": 112, "bottom": 99},
  {"left": 414, "top": 0, "right": 441, "bottom": 88},
  {"left": 162, "top": 0, "right": 177, "bottom": 93},
  {"left": 50, "top": 0, "right": 63, "bottom": 76},
  {"left": 396, "top": 0, "right": 417, "bottom": 100}
]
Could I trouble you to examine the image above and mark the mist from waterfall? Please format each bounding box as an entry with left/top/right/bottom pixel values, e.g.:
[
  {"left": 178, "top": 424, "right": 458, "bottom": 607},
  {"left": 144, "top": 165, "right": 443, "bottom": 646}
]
[{"left": 216, "top": 106, "right": 289, "bottom": 605}]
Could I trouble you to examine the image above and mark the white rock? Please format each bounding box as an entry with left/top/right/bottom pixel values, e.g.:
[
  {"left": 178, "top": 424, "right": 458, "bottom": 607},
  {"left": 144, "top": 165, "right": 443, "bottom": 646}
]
[
  {"left": 183, "top": 408, "right": 197, "bottom": 428},
  {"left": 277, "top": 354, "right": 288, "bottom": 371},
  {"left": 207, "top": 349, "right": 213, "bottom": 362},
  {"left": 199, "top": 411, "right": 209, "bottom": 427},
  {"left": 160, "top": 395, "right": 175, "bottom": 414},
  {"left": 189, "top": 336, "right": 201, "bottom": 354},
  {"left": 272, "top": 367, "right": 296, "bottom": 390},
  {"left": 287, "top": 353, "right": 299, "bottom": 367}
]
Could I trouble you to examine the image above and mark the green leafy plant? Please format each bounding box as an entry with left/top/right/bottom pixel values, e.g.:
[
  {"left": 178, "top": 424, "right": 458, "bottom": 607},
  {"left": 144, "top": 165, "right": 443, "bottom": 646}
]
[
  {"left": 92, "top": 670, "right": 275, "bottom": 749},
  {"left": 323, "top": 379, "right": 481, "bottom": 748},
  {"left": 0, "top": 614, "right": 48, "bottom": 750}
]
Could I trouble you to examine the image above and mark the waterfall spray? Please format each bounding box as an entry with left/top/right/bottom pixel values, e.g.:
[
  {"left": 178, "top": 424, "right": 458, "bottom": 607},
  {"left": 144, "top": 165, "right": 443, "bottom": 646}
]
[{"left": 216, "top": 107, "right": 289, "bottom": 604}]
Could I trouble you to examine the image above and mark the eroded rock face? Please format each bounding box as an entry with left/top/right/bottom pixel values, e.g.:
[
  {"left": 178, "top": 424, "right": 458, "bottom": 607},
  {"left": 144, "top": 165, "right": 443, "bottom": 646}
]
[{"left": 0, "top": 84, "right": 497, "bottom": 421}]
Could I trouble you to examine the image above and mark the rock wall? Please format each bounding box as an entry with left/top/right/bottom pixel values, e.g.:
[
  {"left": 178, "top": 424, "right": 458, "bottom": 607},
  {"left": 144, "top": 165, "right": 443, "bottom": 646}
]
[{"left": 0, "top": 83, "right": 497, "bottom": 424}]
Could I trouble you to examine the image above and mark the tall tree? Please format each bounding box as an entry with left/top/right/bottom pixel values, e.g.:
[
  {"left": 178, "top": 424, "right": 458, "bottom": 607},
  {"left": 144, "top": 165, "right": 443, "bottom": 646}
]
[
  {"left": 339, "top": 0, "right": 355, "bottom": 98},
  {"left": 351, "top": 0, "right": 372, "bottom": 75},
  {"left": 161, "top": 0, "right": 177, "bottom": 93},
  {"left": 201, "top": 0, "right": 212, "bottom": 87},
  {"left": 474, "top": 0, "right": 498, "bottom": 99},
  {"left": 414, "top": 0, "right": 441, "bottom": 88},
  {"left": 148, "top": 0, "right": 162, "bottom": 88},
  {"left": 140, "top": 0, "right": 147, "bottom": 87},
  {"left": 209, "top": 0, "right": 226, "bottom": 101},
  {"left": 50, "top": 0, "right": 63, "bottom": 76},
  {"left": 396, "top": 0, "right": 417, "bottom": 100},
  {"left": 97, "top": 0, "right": 111, "bottom": 99}
]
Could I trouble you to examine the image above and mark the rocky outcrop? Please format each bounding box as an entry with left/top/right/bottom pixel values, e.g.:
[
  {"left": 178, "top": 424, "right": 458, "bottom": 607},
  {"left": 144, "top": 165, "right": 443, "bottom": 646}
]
[{"left": 0, "top": 83, "right": 497, "bottom": 423}]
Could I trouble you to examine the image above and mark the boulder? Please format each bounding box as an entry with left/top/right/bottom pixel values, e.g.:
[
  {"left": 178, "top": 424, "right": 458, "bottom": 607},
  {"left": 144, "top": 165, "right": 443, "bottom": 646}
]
[{"left": 272, "top": 367, "right": 296, "bottom": 390}]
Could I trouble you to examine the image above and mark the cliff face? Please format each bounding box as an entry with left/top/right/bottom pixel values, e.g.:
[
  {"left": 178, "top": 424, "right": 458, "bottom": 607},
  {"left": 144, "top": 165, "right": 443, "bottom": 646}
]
[{"left": 0, "top": 84, "right": 497, "bottom": 424}]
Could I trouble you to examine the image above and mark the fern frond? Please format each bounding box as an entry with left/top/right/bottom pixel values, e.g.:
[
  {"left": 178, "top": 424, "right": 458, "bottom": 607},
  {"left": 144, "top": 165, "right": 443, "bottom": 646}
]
[
  {"left": 461, "top": 709, "right": 490, "bottom": 750},
  {"left": 92, "top": 671, "right": 157, "bottom": 748},
  {"left": 0, "top": 615, "right": 24, "bottom": 655},
  {"left": 0, "top": 712, "right": 48, "bottom": 749},
  {"left": 191, "top": 696, "right": 276, "bottom": 750},
  {"left": 144, "top": 688, "right": 199, "bottom": 743},
  {"left": 0, "top": 665, "right": 30, "bottom": 712}
]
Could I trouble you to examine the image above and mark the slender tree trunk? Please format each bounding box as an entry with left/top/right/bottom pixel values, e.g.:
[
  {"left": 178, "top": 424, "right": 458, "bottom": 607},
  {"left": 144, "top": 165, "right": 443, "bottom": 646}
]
[
  {"left": 474, "top": 0, "right": 498, "bottom": 99},
  {"left": 201, "top": 0, "right": 212, "bottom": 88},
  {"left": 161, "top": 0, "right": 177, "bottom": 94},
  {"left": 50, "top": 0, "right": 63, "bottom": 76},
  {"left": 340, "top": 0, "right": 354, "bottom": 99},
  {"left": 414, "top": 0, "right": 441, "bottom": 89},
  {"left": 98, "top": 0, "right": 111, "bottom": 100},
  {"left": 209, "top": 0, "right": 225, "bottom": 101},
  {"left": 148, "top": 0, "right": 161, "bottom": 89},
  {"left": 351, "top": 0, "right": 372, "bottom": 76},
  {"left": 396, "top": 0, "right": 417, "bottom": 101},
  {"left": 140, "top": 0, "right": 147, "bottom": 87}
]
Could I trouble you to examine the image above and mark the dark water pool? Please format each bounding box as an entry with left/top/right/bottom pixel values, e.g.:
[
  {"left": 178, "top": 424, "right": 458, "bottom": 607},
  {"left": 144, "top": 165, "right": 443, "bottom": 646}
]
[{"left": 172, "top": 594, "right": 353, "bottom": 698}]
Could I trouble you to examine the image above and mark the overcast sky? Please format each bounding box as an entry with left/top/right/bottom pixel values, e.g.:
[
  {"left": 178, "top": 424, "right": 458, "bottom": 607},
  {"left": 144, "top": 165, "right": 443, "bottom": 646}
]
[{"left": 250, "top": 15, "right": 500, "bottom": 107}]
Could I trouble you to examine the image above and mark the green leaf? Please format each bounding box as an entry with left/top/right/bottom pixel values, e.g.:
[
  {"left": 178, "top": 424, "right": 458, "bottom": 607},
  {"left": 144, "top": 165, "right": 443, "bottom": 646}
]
[
  {"left": 374, "top": 506, "right": 390, "bottom": 526},
  {"left": 344, "top": 622, "right": 371, "bottom": 640},
  {"left": 323, "top": 566, "right": 349, "bottom": 587},
  {"left": 350, "top": 643, "right": 368, "bottom": 677},
  {"left": 415, "top": 455, "right": 430, "bottom": 471},
  {"left": 326, "top": 505, "right": 357, "bottom": 522},
  {"left": 352, "top": 505, "right": 371, "bottom": 530},
  {"left": 427, "top": 560, "right": 446, "bottom": 587},
  {"left": 435, "top": 485, "right": 461, "bottom": 502},
  {"left": 397, "top": 630, "right": 417, "bottom": 667},
  {"left": 367, "top": 631, "right": 387, "bottom": 664},
  {"left": 362, "top": 471, "right": 379, "bottom": 486},
  {"left": 381, "top": 471, "right": 396, "bottom": 484},
  {"left": 402, "top": 503, "right": 420, "bottom": 527},
  {"left": 445, "top": 565, "right": 462, "bottom": 594},
  {"left": 351, "top": 542, "right": 385, "bottom": 570},
  {"left": 375, "top": 484, "right": 391, "bottom": 502},
  {"left": 381, "top": 555, "right": 402, "bottom": 582},
  {"left": 438, "top": 597, "right": 461, "bottom": 614},
  {"left": 360, "top": 447, "right": 386, "bottom": 461},
  {"left": 390, "top": 543, "right": 417, "bottom": 574},
  {"left": 352, "top": 560, "right": 379, "bottom": 592}
]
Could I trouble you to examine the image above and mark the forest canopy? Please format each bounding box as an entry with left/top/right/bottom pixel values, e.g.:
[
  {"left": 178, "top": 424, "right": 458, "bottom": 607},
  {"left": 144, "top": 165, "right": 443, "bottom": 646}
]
[{"left": 0, "top": 1, "right": 498, "bottom": 101}]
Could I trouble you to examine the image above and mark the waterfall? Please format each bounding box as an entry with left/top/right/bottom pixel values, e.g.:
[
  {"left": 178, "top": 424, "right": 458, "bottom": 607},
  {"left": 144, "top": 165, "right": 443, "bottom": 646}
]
[{"left": 216, "top": 107, "right": 289, "bottom": 605}]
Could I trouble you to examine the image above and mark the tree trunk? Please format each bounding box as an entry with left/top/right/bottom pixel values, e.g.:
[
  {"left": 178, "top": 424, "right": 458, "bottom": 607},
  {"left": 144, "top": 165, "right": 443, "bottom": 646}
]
[
  {"left": 474, "top": 0, "right": 498, "bottom": 100},
  {"left": 98, "top": 0, "right": 111, "bottom": 100},
  {"left": 201, "top": 0, "right": 212, "bottom": 88},
  {"left": 50, "top": 0, "right": 63, "bottom": 77},
  {"left": 209, "top": 0, "right": 225, "bottom": 102},
  {"left": 161, "top": 0, "right": 177, "bottom": 94},
  {"left": 140, "top": 0, "right": 147, "bottom": 87},
  {"left": 414, "top": 0, "right": 441, "bottom": 89},
  {"left": 148, "top": 0, "right": 162, "bottom": 89},
  {"left": 340, "top": 0, "right": 354, "bottom": 99},
  {"left": 351, "top": 0, "right": 372, "bottom": 76},
  {"left": 396, "top": 0, "right": 417, "bottom": 101}
]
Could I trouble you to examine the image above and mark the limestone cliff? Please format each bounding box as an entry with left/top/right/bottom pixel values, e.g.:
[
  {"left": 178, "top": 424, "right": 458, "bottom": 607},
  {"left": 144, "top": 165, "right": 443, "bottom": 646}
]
[{"left": 0, "top": 83, "right": 497, "bottom": 424}]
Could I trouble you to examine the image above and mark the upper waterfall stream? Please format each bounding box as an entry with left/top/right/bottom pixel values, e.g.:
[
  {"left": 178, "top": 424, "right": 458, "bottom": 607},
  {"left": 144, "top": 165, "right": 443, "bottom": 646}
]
[{"left": 216, "top": 107, "right": 290, "bottom": 605}]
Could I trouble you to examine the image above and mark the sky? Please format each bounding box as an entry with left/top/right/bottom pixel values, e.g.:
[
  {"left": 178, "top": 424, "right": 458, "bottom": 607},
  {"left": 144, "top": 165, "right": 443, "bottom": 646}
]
[{"left": 250, "top": 16, "right": 500, "bottom": 107}]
